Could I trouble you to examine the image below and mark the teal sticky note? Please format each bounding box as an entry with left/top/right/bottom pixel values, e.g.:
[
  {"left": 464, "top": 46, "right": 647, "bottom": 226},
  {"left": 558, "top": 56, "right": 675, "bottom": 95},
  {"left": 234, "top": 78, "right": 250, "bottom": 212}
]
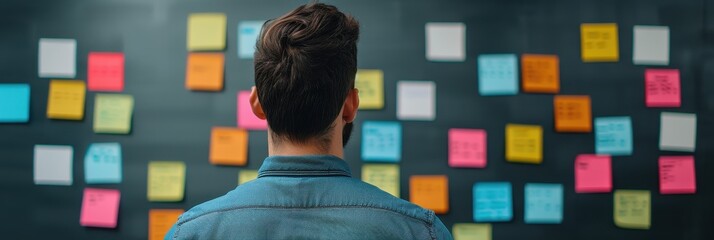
[
  {"left": 361, "top": 121, "right": 402, "bottom": 162},
  {"left": 525, "top": 183, "right": 564, "bottom": 224},
  {"left": 0, "top": 84, "right": 30, "bottom": 123},
  {"left": 595, "top": 116, "right": 633, "bottom": 156},
  {"left": 84, "top": 143, "right": 122, "bottom": 184},
  {"left": 473, "top": 182, "right": 512, "bottom": 222},
  {"left": 238, "top": 21, "right": 265, "bottom": 59},
  {"left": 478, "top": 54, "right": 518, "bottom": 96}
]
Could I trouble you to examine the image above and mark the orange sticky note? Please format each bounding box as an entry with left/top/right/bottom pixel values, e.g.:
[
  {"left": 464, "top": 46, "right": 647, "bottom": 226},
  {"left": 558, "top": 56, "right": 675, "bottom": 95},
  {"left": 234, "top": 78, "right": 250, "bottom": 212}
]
[
  {"left": 79, "top": 188, "right": 121, "bottom": 228},
  {"left": 149, "top": 209, "right": 184, "bottom": 240},
  {"left": 209, "top": 127, "right": 248, "bottom": 166},
  {"left": 185, "top": 53, "right": 224, "bottom": 91},
  {"left": 521, "top": 54, "right": 559, "bottom": 93},
  {"left": 410, "top": 175, "right": 449, "bottom": 214},
  {"left": 554, "top": 95, "right": 592, "bottom": 132},
  {"left": 659, "top": 156, "right": 696, "bottom": 194}
]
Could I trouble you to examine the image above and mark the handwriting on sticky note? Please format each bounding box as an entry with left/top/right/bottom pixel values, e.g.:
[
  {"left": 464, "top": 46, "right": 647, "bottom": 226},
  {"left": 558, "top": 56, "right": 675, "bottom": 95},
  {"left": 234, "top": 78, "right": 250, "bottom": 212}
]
[
  {"left": 659, "top": 156, "right": 696, "bottom": 194},
  {"left": 238, "top": 21, "right": 264, "bottom": 59},
  {"left": 448, "top": 128, "right": 487, "bottom": 168},
  {"left": 554, "top": 95, "right": 592, "bottom": 132},
  {"left": 362, "top": 164, "right": 400, "bottom": 197},
  {"left": 148, "top": 161, "right": 186, "bottom": 202},
  {"left": 452, "top": 223, "right": 491, "bottom": 240},
  {"left": 581, "top": 23, "right": 619, "bottom": 62},
  {"left": 185, "top": 53, "right": 224, "bottom": 91},
  {"left": 149, "top": 209, "right": 184, "bottom": 240},
  {"left": 645, "top": 69, "right": 680, "bottom": 107},
  {"left": 0, "top": 83, "right": 30, "bottom": 123},
  {"left": 209, "top": 127, "right": 248, "bottom": 166},
  {"left": 80, "top": 188, "right": 121, "bottom": 228},
  {"left": 361, "top": 121, "right": 402, "bottom": 162},
  {"left": 397, "top": 81, "right": 436, "bottom": 121},
  {"left": 473, "top": 182, "right": 512, "bottom": 222},
  {"left": 506, "top": 124, "right": 543, "bottom": 164},
  {"left": 88, "top": 52, "right": 124, "bottom": 92},
  {"left": 47, "top": 80, "right": 85, "bottom": 120},
  {"left": 85, "top": 143, "right": 122, "bottom": 184},
  {"left": 521, "top": 54, "right": 560, "bottom": 93},
  {"left": 238, "top": 170, "right": 259, "bottom": 185},
  {"left": 187, "top": 13, "right": 227, "bottom": 51},
  {"left": 93, "top": 94, "right": 134, "bottom": 134},
  {"left": 355, "top": 69, "right": 384, "bottom": 110},
  {"left": 478, "top": 54, "right": 518, "bottom": 95},
  {"left": 410, "top": 175, "right": 449, "bottom": 214},
  {"left": 237, "top": 91, "right": 267, "bottom": 130},
  {"left": 595, "top": 116, "right": 632, "bottom": 156},
  {"left": 524, "top": 183, "right": 563, "bottom": 224},
  {"left": 575, "top": 154, "right": 612, "bottom": 193},
  {"left": 34, "top": 145, "right": 73, "bottom": 185},
  {"left": 614, "top": 190, "right": 650, "bottom": 229}
]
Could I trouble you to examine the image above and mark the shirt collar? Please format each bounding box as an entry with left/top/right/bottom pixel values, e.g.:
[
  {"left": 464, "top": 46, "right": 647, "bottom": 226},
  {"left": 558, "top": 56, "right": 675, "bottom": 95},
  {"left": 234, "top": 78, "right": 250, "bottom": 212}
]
[{"left": 257, "top": 155, "right": 352, "bottom": 178}]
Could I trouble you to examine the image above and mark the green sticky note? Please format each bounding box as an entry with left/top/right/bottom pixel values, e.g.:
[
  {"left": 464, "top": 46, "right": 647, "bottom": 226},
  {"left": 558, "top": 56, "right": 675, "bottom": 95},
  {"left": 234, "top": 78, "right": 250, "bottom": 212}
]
[
  {"left": 452, "top": 223, "right": 491, "bottom": 240},
  {"left": 238, "top": 170, "right": 259, "bottom": 185},
  {"left": 614, "top": 189, "right": 651, "bottom": 229},
  {"left": 93, "top": 94, "right": 134, "bottom": 134}
]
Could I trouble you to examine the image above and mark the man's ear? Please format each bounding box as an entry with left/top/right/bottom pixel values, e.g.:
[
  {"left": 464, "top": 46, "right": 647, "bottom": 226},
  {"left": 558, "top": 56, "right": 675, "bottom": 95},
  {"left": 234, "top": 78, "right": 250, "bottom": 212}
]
[
  {"left": 250, "top": 86, "right": 267, "bottom": 120},
  {"left": 342, "top": 88, "right": 359, "bottom": 123}
]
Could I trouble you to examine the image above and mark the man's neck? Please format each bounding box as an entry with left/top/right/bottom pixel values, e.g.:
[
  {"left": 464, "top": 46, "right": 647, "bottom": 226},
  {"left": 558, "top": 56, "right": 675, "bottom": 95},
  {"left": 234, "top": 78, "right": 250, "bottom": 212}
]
[{"left": 267, "top": 133, "right": 344, "bottom": 159}]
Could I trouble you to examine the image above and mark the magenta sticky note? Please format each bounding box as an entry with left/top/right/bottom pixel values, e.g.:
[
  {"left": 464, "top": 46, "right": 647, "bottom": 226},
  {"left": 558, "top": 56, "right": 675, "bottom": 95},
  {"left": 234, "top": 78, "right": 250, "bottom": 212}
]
[
  {"left": 659, "top": 156, "right": 696, "bottom": 194},
  {"left": 645, "top": 69, "right": 680, "bottom": 107},
  {"left": 88, "top": 52, "right": 125, "bottom": 92},
  {"left": 448, "top": 128, "right": 487, "bottom": 168},
  {"left": 237, "top": 91, "right": 268, "bottom": 130},
  {"left": 80, "top": 188, "right": 121, "bottom": 228},
  {"left": 575, "top": 154, "right": 612, "bottom": 193}
]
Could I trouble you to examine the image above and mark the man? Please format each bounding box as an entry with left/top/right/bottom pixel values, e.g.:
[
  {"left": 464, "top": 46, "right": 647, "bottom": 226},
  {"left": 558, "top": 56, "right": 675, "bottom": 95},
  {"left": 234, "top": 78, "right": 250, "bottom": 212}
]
[{"left": 166, "top": 3, "right": 452, "bottom": 239}]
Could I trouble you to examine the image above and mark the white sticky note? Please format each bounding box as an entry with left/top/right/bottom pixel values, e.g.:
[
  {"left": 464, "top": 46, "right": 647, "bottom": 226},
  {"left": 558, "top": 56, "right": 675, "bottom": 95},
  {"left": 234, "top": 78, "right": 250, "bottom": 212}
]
[
  {"left": 38, "top": 38, "right": 76, "bottom": 78},
  {"left": 633, "top": 26, "right": 669, "bottom": 65},
  {"left": 660, "top": 112, "right": 696, "bottom": 152},
  {"left": 34, "top": 145, "right": 73, "bottom": 185},
  {"left": 426, "top": 23, "right": 466, "bottom": 62},
  {"left": 397, "top": 81, "right": 436, "bottom": 121}
]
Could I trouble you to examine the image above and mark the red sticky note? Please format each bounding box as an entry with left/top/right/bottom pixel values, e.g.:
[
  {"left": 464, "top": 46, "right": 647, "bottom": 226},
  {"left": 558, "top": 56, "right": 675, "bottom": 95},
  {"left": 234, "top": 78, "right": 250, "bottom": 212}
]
[
  {"left": 80, "top": 188, "right": 121, "bottom": 228},
  {"left": 575, "top": 154, "right": 612, "bottom": 193},
  {"left": 659, "top": 156, "right": 696, "bottom": 194},
  {"left": 88, "top": 52, "right": 125, "bottom": 92},
  {"left": 237, "top": 91, "right": 267, "bottom": 130},
  {"left": 448, "top": 128, "right": 486, "bottom": 168},
  {"left": 645, "top": 69, "right": 680, "bottom": 107}
]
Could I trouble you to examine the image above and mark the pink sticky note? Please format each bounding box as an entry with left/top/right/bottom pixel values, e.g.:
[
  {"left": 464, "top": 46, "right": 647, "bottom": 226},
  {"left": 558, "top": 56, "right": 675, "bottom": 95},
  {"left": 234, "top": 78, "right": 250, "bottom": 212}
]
[
  {"left": 448, "top": 128, "right": 486, "bottom": 168},
  {"left": 237, "top": 91, "right": 268, "bottom": 130},
  {"left": 88, "top": 52, "right": 125, "bottom": 92},
  {"left": 575, "top": 154, "right": 612, "bottom": 193},
  {"left": 659, "top": 156, "right": 696, "bottom": 194},
  {"left": 80, "top": 188, "right": 121, "bottom": 228},
  {"left": 645, "top": 69, "right": 680, "bottom": 107}
]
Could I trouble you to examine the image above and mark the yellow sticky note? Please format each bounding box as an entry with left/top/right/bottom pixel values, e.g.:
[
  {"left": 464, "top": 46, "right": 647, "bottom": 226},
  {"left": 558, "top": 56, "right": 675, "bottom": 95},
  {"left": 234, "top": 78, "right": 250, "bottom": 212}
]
[
  {"left": 187, "top": 13, "right": 227, "bottom": 51},
  {"left": 452, "top": 223, "right": 492, "bottom": 240},
  {"left": 581, "top": 23, "right": 619, "bottom": 62},
  {"left": 506, "top": 124, "right": 543, "bottom": 164},
  {"left": 148, "top": 161, "right": 186, "bottom": 202},
  {"left": 614, "top": 190, "right": 651, "bottom": 229},
  {"left": 355, "top": 69, "right": 384, "bottom": 110},
  {"left": 47, "top": 80, "right": 86, "bottom": 120},
  {"left": 238, "top": 170, "right": 259, "bottom": 185},
  {"left": 93, "top": 94, "right": 134, "bottom": 134},
  {"left": 362, "top": 164, "right": 399, "bottom": 197}
]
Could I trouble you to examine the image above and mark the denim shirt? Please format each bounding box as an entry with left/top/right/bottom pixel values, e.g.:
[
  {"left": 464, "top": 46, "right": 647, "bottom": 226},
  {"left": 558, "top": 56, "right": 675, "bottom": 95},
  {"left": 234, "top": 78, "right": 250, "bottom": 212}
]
[{"left": 166, "top": 155, "right": 453, "bottom": 240}]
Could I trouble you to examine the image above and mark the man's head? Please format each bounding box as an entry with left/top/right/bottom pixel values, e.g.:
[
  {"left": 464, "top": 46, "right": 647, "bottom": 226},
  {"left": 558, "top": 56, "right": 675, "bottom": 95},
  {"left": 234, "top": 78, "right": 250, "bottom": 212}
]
[{"left": 250, "top": 3, "right": 360, "bottom": 150}]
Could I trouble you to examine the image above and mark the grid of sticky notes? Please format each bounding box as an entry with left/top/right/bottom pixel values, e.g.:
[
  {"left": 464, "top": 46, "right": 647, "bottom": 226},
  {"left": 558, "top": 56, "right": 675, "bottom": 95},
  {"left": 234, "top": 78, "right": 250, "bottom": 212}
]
[
  {"left": 148, "top": 161, "right": 186, "bottom": 202},
  {"left": 410, "top": 175, "right": 449, "bottom": 214}
]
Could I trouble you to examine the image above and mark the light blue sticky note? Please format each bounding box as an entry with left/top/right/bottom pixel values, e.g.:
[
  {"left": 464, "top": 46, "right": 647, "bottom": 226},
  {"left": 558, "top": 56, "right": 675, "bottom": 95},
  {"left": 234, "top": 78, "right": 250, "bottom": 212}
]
[
  {"left": 478, "top": 54, "right": 518, "bottom": 96},
  {"left": 473, "top": 182, "right": 513, "bottom": 222},
  {"left": 361, "top": 121, "right": 402, "bottom": 162},
  {"left": 84, "top": 143, "right": 122, "bottom": 184},
  {"left": 525, "top": 183, "right": 564, "bottom": 224},
  {"left": 238, "top": 21, "right": 265, "bottom": 59},
  {"left": 595, "top": 116, "right": 633, "bottom": 156},
  {"left": 0, "top": 84, "right": 30, "bottom": 123}
]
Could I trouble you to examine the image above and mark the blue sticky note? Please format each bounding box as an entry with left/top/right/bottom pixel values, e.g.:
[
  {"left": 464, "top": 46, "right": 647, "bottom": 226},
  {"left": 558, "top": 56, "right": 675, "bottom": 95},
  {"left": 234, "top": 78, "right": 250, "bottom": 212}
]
[
  {"left": 525, "top": 183, "right": 563, "bottom": 224},
  {"left": 595, "top": 116, "right": 633, "bottom": 156},
  {"left": 238, "top": 21, "right": 265, "bottom": 59},
  {"left": 84, "top": 143, "right": 122, "bottom": 184},
  {"left": 361, "top": 121, "right": 402, "bottom": 162},
  {"left": 473, "top": 182, "right": 513, "bottom": 222},
  {"left": 0, "top": 84, "right": 30, "bottom": 123},
  {"left": 478, "top": 54, "right": 518, "bottom": 96}
]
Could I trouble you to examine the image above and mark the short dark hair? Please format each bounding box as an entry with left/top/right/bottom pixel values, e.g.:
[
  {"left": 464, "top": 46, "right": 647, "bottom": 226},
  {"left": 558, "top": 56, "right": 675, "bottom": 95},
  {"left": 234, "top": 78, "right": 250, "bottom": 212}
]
[{"left": 254, "top": 3, "right": 359, "bottom": 144}]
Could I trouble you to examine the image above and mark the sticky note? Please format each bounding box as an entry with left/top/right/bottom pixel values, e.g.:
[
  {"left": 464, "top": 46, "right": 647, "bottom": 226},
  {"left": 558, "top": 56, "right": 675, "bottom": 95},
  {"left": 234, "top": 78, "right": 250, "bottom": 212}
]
[
  {"left": 659, "top": 156, "right": 696, "bottom": 194},
  {"left": 34, "top": 145, "right": 73, "bottom": 185},
  {"left": 361, "top": 121, "right": 402, "bottom": 162},
  {"left": 397, "top": 81, "right": 436, "bottom": 121},
  {"left": 38, "top": 38, "right": 76, "bottom": 78},
  {"left": 478, "top": 54, "right": 518, "bottom": 96},
  {"left": 362, "top": 164, "right": 400, "bottom": 197},
  {"left": 645, "top": 69, "right": 680, "bottom": 108},
  {"left": 238, "top": 21, "right": 264, "bottom": 59},
  {"left": 505, "top": 124, "right": 543, "bottom": 164},
  {"left": 148, "top": 161, "right": 186, "bottom": 202},
  {"left": 238, "top": 170, "right": 259, "bottom": 185},
  {"left": 473, "top": 182, "right": 512, "bottom": 222},
  {"left": 209, "top": 127, "right": 248, "bottom": 166},
  {"left": 0, "top": 83, "right": 30, "bottom": 123},
  {"left": 149, "top": 209, "right": 184, "bottom": 240},
  {"left": 84, "top": 143, "right": 122, "bottom": 184},
  {"left": 448, "top": 128, "right": 487, "bottom": 168},
  {"left": 80, "top": 188, "right": 120, "bottom": 228},
  {"left": 659, "top": 112, "right": 696, "bottom": 152},
  {"left": 614, "top": 190, "right": 650, "bottom": 229},
  {"left": 185, "top": 53, "right": 225, "bottom": 91},
  {"left": 595, "top": 116, "right": 632, "bottom": 156},
  {"left": 425, "top": 22, "right": 466, "bottom": 61},
  {"left": 554, "top": 95, "right": 592, "bottom": 132},
  {"left": 47, "top": 80, "right": 86, "bottom": 120},
  {"left": 521, "top": 54, "right": 560, "bottom": 93},
  {"left": 580, "top": 23, "right": 619, "bottom": 62},
  {"left": 452, "top": 223, "right": 491, "bottom": 240},
  {"left": 237, "top": 91, "right": 267, "bottom": 130},
  {"left": 575, "top": 154, "right": 612, "bottom": 193},
  {"left": 355, "top": 69, "right": 384, "bottom": 110},
  {"left": 87, "top": 52, "right": 125, "bottom": 92},
  {"left": 410, "top": 175, "right": 449, "bottom": 214},
  {"left": 633, "top": 26, "right": 670, "bottom": 65},
  {"left": 524, "top": 183, "right": 563, "bottom": 224},
  {"left": 187, "top": 13, "right": 227, "bottom": 51},
  {"left": 93, "top": 94, "right": 134, "bottom": 134}
]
